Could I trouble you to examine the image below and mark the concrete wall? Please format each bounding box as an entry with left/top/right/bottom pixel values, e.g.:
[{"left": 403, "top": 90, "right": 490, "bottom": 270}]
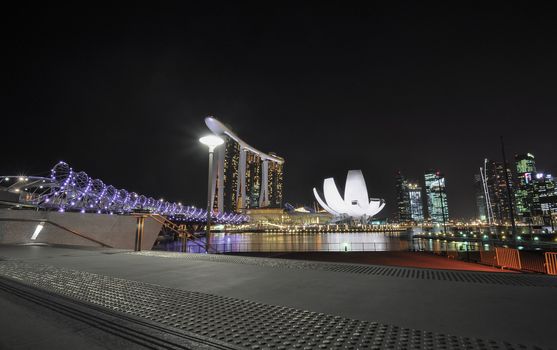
[{"left": 0, "top": 209, "right": 162, "bottom": 250}]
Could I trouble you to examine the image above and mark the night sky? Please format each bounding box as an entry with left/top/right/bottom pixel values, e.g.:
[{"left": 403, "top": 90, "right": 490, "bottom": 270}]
[{"left": 3, "top": 4, "right": 557, "bottom": 219}]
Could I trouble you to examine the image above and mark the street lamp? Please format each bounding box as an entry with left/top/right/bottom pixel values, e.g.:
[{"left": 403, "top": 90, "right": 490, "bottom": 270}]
[{"left": 199, "top": 135, "right": 224, "bottom": 253}]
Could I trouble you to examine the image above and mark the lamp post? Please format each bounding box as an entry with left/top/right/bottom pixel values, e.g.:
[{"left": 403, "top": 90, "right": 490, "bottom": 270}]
[{"left": 199, "top": 135, "right": 224, "bottom": 253}]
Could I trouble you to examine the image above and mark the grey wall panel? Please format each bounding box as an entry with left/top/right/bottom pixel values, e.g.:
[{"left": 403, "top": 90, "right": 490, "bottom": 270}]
[{"left": 0, "top": 209, "right": 162, "bottom": 250}]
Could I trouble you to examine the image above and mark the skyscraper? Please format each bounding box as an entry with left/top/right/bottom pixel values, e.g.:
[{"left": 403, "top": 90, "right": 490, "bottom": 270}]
[
  {"left": 395, "top": 172, "right": 411, "bottom": 222},
  {"left": 407, "top": 182, "right": 424, "bottom": 222},
  {"left": 533, "top": 173, "right": 557, "bottom": 227},
  {"left": 514, "top": 153, "right": 536, "bottom": 223},
  {"left": 424, "top": 170, "right": 448, "bottom": 224},
  {"left": 267, "top": 153, "right": 284, "bottom": 208},
  {"left": 245, "top": 152, "right": 262, "bottom": 209},
  {"left": 474, "top": 174, "right": 487, "bottom": 222},
  {"left": 395, "top": 172, "right": 424, "bottom": 223},
  {"left": 482, "top": 160, "right": 515, "bottom": 224},
  {"left": 221, "top": 136, "right": 241, "bottom": 212}
]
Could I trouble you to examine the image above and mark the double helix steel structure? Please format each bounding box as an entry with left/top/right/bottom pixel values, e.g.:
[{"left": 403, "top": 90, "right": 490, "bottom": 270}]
[{"left": 0, "top": 161, "right": 249, "bottom": 225}]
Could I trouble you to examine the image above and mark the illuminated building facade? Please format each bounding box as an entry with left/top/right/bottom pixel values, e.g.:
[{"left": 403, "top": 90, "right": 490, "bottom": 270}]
[
  {"left": 395, "top": 172, "right": 410, "bottom": 222},
  {"left": 531, "top": 173, "right": 557, "bottom": 226},
  {"left": 474, "top": 174, "right": 487, "bottom": 222},
  {"left": 484, "top": 160, "right": 515, "bottom": 224},
  {"left": 514, "top": 153, "right": 536, "bottom": 223},
  {"left": 513, "top": 153, "right": 557, "bottom": 226},
  {"left": 267, "top": 153, "right": 284, "bottom": 208},
  {"left": 206, "top": 117, "right": 284, "bottom": 213},
  {"left": 408, "top": 183, "right": 424, "bottom": 222},
  {"left": 424, "top": 170, "right": 448, "bottom": 224},
  {"left": 245, "top": 152, "right": 262, "bottom": 208},
  {"left": 395, "top": 172, "right": 423, "bottom": 223},
  {"left": 216, "top": 136, "right": 241, "bottom": 212}
]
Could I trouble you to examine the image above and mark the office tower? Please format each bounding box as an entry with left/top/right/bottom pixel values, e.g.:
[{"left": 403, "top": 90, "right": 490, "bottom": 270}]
[
  {"left": 474, "top": 174, "right": 488, "bottom": 222},
  {"left": 482, "top": 160, "right": 515, "bottom": 224},
  {"left": 424, "top": 170, "right": 449, "bottom": 224},
  {"left": 395, "top": 171, "right": 424, "bottom": 223},
  {"left": 395, "top": 172, "right": 411, "bottom": 222},
  {"left": 514, "top": 153, "right": 536, "bottom": 222},
  {"left": 407, "top": 182, "right": 424, "bottom": 222},
  {"left": 533, "top": 173, "right": 557, "bottom": 226}
]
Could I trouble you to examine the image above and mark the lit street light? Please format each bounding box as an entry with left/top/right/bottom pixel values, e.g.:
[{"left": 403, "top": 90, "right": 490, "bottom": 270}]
[{"left": 199, "top": 134, "right": 224, "bottom": 253}]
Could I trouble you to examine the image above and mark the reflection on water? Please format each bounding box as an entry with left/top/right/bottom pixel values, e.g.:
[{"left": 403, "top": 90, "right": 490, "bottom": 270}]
[
  {"left": 418, "top": 238, "right": 482, "bottom": 253},
  {"left": 154, "top": 230, "right": 420, "bottom": 253}
]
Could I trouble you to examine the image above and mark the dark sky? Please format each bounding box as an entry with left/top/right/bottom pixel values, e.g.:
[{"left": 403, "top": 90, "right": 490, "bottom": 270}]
[{"left": 3, "top": 3, "right": 557, "bottom": 219}]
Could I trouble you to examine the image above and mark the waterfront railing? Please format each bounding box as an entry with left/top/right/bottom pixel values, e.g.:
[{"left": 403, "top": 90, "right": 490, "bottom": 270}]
[{"left": 154, "top": 241, "right": 414, "bottom": 254}]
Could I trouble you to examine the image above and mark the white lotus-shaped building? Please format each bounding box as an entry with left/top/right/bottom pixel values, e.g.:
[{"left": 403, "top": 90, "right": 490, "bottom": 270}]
[{"left": 313, "top": 170, "right": 385, "bottom": 221}]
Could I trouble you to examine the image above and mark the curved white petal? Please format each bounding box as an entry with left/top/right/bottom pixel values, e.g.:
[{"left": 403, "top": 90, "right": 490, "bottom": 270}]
[
  {"left": 344, "top": 170, "right": 369, "bottom": 208},
  {"left": 367, "top": 200, "right": 386, "bottom": 217},
  {"left": 313, "top": 188, "right": 339, "bottom": 215},
  {"left": 367, "top": 200, "right": 381, "bottom": 212},
  {"left": 323, "top": 178, "right": 349, "bottom": 214}
]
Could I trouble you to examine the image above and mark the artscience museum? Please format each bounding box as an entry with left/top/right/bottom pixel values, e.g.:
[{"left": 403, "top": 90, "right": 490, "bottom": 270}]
[{"left": 313, "top": 170, "right": 385, "bottom": 223}]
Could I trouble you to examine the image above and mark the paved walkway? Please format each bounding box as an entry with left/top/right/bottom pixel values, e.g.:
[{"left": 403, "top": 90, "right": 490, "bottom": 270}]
[{"left": 0, "top": 244, "right": 556, "bottom": 349}]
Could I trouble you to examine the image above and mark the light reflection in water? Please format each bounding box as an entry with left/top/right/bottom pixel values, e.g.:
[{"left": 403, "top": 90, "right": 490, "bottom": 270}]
[{"left": 155, "top": 230, "right": 421, "bottom": 253}]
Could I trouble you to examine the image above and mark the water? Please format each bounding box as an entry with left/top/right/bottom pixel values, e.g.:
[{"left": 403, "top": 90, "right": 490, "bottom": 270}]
[{"left": 154, "top": 230, "right": 419, "bottom": 253}]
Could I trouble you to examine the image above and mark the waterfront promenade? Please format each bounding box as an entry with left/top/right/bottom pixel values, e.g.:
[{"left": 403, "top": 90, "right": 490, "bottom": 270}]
[
  {"left": 229, "top": 251, "right": 516, "bottom": 272},
  {"left": 1, "top": 244, "right": 556, "bottom": 349}
]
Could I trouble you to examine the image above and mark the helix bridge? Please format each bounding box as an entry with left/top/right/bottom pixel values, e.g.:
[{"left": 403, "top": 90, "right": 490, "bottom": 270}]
[{"left": 0, "top": 161, "right": 249, "bottom": 225}]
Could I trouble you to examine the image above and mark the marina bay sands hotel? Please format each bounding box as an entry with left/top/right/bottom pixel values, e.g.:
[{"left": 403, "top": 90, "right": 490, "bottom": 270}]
[{"left": 205, "top": 117, "right": 285, "bottom": 213}]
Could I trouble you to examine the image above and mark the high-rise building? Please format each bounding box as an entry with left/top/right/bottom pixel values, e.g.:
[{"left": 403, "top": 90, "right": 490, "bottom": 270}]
[
  {"left": 395, "top": 172, "right": 411, "bottom": 222},
  {"left": 533, "top": 173, "right": 557, "bottom": 226},
  {"left": 244, "top": 152, "right": 262, "bottom": 208},
  {"left": 424, "top": 170, "right": 448, "bottom": 224},
  {"left": 407, "top": 182, "right": 424, "bottom": 222},
  {"left": 475, "top": 152, "right": 557, "bottom": 228},
  {"left": 395, "top": 172, "right": 424, "bottom": 223},
  {"left": 207, "top": 117, "right": 285, "bottom": 213},
  {"left": 483, "top": 160, "right": 515, "bottom": 224},
  {"left": 267, "top": 153, "right": 284, "bottom": 208},
  {"left": 474, "top": 174, "right": 487, "bottom": 222},
  {"left": 514, "top": 153, "right": 536, "bottom": 223},
  {"left": 221, "top": 136, "right": 241, "bottom": 212},
  {"left": 516, "top": 153, "right": 536, "bottom": 174}
]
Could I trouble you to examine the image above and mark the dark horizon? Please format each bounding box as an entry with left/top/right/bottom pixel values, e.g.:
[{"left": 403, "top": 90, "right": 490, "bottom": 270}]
[{"left": 3, "top": 4, "right": 557, "bottom": 219}]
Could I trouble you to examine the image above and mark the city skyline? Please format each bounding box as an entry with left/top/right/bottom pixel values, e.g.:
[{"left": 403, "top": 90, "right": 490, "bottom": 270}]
[{"left": 3, "top": 4, "right": 557, "bottom": 219}]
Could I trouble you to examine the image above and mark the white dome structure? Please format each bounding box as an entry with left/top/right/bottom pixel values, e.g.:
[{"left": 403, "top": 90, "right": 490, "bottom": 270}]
[{"left": 313, "top": 170, "right": 385, "bottom": 221}]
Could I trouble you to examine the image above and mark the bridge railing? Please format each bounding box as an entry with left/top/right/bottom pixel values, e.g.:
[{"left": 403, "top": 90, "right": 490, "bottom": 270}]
[{"left": 546, "top": 253, "right": 557, "bottom": 275}]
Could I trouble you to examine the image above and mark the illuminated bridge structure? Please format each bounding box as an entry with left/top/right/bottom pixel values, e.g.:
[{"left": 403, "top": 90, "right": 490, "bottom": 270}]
[{"left": 0, "top": 161, "right": 249, "bottom": 225}]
